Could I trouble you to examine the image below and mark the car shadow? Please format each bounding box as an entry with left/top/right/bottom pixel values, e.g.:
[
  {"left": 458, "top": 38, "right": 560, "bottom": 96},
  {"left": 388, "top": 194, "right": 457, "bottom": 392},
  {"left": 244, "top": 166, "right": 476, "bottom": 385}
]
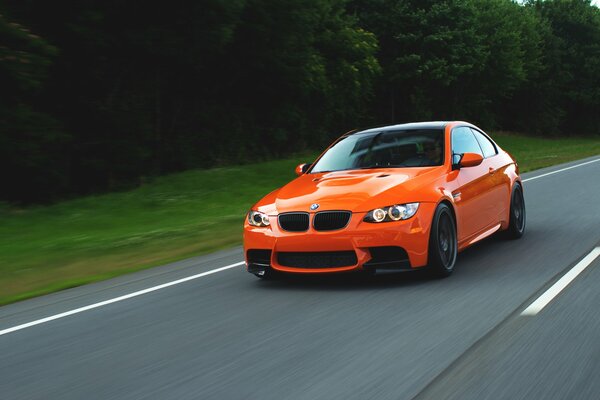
[
  {"left": 251, "top": 227, "right": 542, "bottom": 292},
  {"left": 250, "top": 260, "right": 438, "bottom": 292}
]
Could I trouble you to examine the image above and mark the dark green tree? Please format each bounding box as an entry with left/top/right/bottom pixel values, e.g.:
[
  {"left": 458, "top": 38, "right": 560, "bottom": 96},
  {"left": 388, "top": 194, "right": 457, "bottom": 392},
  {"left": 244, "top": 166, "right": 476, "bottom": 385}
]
[
  {"left": 349, "top": 0, "right": 549, "bottom": 128},
  {"left": 0, "top": 12, "right": 68, "bottom": 202},
  {"left": 525, "top": 0, "right": 600, "bottom": 134},
  {"left": 1, "top": 0, "right": 599, "bottom": 203}
]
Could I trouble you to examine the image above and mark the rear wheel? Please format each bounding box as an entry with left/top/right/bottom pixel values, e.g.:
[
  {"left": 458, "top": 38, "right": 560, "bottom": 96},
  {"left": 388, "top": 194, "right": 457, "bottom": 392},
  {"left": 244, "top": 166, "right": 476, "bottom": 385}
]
[
  {"left": 427, "top": 203, "right": 458, "bottom": 278},
  {"left": 505, "top": 182, "right": 526, "bottom": 239}
]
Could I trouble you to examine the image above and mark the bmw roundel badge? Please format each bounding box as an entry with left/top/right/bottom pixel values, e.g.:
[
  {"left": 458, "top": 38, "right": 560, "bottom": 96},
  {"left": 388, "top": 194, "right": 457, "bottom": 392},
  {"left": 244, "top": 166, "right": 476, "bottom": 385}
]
[{"left": 310, "top": 203, "right": 320, "bottom": 210}]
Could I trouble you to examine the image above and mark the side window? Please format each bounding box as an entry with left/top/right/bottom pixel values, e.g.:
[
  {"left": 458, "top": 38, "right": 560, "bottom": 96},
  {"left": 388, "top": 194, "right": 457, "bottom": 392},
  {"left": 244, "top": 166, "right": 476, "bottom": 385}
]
[
  {"left": 470, "top": 128, "right": 497, "bottom": 158},
  {"left": 451, "top": 127, "right": 483, "bottom": 164}
]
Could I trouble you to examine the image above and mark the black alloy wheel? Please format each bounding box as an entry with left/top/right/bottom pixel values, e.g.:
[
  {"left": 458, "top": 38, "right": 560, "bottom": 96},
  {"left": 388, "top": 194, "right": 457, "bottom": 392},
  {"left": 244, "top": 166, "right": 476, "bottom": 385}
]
[
  {"left": 505, "top": 182, "right": 526, "bottom": 239},
  {"left": 428, "top": 203, "right": 458, "bottom": 277}
]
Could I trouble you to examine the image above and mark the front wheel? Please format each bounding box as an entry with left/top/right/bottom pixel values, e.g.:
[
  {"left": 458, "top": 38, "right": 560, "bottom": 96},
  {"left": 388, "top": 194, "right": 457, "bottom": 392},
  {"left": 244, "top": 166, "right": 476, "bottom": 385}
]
[
  {"left": 427, "top": 203, "right": 458, "bottom": 278},
  {"left": 505, "top": 182, "right": 526, "bottom": 239}
]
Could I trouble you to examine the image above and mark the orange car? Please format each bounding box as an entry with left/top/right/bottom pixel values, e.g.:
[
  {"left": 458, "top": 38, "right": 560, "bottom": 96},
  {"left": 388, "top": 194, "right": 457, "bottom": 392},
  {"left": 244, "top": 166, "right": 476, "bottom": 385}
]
[{"left": 243, "top": 121, "right": 525, "bottom": 278}]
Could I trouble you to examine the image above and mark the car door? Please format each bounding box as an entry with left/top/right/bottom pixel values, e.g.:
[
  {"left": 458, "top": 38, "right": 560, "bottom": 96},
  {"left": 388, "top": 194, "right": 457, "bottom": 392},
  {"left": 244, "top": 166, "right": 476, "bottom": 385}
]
[
  {"left": 470, "top": 128, "right": 511, "bottom": 225},
  {"left": 451, "top": 126, "right": 496, "bottom": 242}
]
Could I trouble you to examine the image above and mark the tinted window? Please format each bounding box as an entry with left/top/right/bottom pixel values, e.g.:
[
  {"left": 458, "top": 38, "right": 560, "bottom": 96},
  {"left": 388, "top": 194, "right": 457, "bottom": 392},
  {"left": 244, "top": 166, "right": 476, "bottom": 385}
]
[
  {"left": 451, "top": 127, "right": 482, "bottom": 164},
  {"left": 452, "top": 127, "right": 482, "bottom": 155},
  {"left": 471, "top": 128, "right": 497, "bottom": 158},
  {"left": 311, "top": 129, "right": 444, "bottom": 172}
]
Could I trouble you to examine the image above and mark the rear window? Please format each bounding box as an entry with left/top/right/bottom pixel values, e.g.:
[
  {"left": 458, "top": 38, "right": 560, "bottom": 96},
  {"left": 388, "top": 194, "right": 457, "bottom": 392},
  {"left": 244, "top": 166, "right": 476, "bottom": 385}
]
[
  {"left": 470, "top": 128, "right": 497, "bottom": 158},
  {"left": 452, "top": 127, "right": 483, "bottom": 157}
]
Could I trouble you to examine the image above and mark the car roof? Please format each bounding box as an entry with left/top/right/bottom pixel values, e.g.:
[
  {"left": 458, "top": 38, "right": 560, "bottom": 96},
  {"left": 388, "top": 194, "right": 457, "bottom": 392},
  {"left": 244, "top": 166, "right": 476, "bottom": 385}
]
[{"left": 351, "top": 121, "right": 457, "bottom": 135}]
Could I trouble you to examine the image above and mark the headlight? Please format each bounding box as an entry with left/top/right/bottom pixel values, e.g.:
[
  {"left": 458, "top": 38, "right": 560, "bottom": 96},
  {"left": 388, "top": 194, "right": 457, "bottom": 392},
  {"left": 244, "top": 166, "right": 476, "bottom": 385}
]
[
  {"left": 248, "top": 210, "right": 270, "bottom": 227},
  {"left": 364, "top": 203, "right": 419, "bottom": 223}
]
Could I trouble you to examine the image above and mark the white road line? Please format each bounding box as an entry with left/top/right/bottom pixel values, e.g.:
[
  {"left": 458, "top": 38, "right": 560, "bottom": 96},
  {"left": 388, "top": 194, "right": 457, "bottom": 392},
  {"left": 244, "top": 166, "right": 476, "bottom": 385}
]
[
  {"left": 522, "top": 158, "right": 600, "bottom": 183},
  {"left": 521, "top": 247, "right": 600, "bottom": 316},
  {"left": 1, "top": 157, "right": 599, "bottom": 337},
  {"left": 0, "top": 261, "right": 244, "bottom": 336}
]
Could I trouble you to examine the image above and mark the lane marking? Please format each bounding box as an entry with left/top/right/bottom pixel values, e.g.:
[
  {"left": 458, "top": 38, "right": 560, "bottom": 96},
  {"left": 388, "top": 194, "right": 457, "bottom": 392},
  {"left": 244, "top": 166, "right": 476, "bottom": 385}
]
[
  {"left": 521, "top": 247, "right": 600, "bottom": 316},
  {"left": 522, "top": 158, "right": 600, "bottom": 183},
  {"left": 1, "top": 157, "right": 599, "bottom": 336},
  {"left": 0, "top": 262, "right": 244, "bottom": 336}
]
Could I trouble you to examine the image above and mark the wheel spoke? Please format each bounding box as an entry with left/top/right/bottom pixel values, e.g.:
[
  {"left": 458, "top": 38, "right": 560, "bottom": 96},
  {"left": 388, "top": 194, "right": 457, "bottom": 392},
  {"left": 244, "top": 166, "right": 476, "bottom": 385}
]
[
  {"left": 438, "top": 214, "right": 455, "bottom": 268},
  {"left": 430, "top": 205, "right": 457, "bottom": 276},
  {"left": 513, "top": 189, "right": 525, "bottom": 231}
]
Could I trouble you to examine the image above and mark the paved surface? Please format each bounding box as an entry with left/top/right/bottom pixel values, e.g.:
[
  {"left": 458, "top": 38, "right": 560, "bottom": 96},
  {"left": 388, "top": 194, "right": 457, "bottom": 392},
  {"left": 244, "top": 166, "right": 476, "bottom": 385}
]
[{"left": 1, "top": 156, "right": 599, "bottom": 400}]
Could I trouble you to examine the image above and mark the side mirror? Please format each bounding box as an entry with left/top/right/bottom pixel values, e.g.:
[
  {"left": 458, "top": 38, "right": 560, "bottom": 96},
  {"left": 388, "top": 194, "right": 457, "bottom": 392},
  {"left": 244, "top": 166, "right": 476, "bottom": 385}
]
[
  {"left": 453, "top": 152, "right": 483, "bottom": 169},
  {"left": 295, "top": 163, "right": 311, "bottom": 176}
]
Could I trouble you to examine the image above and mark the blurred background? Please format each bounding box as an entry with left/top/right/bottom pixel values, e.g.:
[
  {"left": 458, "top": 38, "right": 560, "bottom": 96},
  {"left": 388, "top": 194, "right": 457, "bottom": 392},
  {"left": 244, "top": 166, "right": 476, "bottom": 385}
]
[
  {"left": 1, "top": 0, "right": 599, "bottom": 304},
  {"left": 2, "top": 0, "right": 600, "bottom": 203}
]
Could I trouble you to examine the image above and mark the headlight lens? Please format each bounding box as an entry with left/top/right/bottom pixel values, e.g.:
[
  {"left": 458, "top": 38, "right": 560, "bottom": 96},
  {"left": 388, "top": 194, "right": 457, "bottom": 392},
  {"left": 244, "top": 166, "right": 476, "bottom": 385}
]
[
  {"left": 364, "top": 203, "right": 419, "bottom": 223},
  {"left": 372, "top": 208, "right": 387, "bottom": 222},
  {"left": 248, "top": 210, "right": 270, "bottom": 227}
]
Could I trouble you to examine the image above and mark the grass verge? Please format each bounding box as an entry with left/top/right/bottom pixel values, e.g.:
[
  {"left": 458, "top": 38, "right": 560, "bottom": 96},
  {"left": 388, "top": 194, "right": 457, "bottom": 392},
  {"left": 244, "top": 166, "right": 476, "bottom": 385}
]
[{"left": 1, "top": 133, "right": 599, "bottom": 305}]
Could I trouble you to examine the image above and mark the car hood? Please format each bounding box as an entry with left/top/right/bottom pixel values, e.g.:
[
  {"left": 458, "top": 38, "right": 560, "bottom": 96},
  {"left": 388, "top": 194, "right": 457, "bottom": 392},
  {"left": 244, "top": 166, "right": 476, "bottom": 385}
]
[{"left": 255, "top": 167, "right": 440, "bottom": 214}]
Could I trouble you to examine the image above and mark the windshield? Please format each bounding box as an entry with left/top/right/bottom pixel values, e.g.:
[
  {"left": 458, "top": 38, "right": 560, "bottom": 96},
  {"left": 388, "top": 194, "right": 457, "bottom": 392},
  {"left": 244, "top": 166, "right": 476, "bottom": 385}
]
[{"left": 311, "top": 129, "right": 444, "bottom": 173}]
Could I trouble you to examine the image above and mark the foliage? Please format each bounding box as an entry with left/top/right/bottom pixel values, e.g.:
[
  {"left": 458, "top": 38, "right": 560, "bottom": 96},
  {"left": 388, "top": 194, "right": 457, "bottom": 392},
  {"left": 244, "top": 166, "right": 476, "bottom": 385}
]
[
  {"left": 0, "top": 0, "right": 599, "bottom": 203},
  {"left": 525, "top": 0, "right": 600, "bottom": 134},
  {"left": 349, "top": 0, "right": 553, "bottom": 127},
  {"left": 0, "top": 11, "right": 67, "bottom": 201}
]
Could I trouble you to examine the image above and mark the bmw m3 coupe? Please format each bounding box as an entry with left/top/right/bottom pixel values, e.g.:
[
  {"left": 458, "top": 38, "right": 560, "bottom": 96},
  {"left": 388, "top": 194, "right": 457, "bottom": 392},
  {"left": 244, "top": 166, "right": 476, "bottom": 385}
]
[{"left": 243, "top": 121, "right": 525, "bottom": 278}]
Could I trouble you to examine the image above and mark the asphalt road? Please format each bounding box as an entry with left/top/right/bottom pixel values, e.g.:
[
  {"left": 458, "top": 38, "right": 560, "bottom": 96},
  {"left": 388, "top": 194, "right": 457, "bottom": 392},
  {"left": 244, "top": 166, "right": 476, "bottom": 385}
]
[{"left": 1, "top": 156, "right": 599, "bottom": 400}]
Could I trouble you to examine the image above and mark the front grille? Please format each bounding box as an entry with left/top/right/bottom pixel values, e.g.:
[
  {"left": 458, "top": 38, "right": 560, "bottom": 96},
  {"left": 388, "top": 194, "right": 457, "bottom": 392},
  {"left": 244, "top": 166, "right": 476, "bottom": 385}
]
[
  {"left": 247, "top": 249, "right": 272, "bottom": 266},
  {"left": 278, "top": 212, "right": 309, "bottom": 232},
  {"left": 277, "top": 251, "right": 358, "bottom": 269},
  {"left": 313, "top": 211, "right": 351, "bottom": 231}
]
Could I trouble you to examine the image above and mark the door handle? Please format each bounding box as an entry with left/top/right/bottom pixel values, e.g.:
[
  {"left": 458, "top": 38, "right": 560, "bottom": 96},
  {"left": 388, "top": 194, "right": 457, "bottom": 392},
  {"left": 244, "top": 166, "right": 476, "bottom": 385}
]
[{"left": 488, "top": 167, "right": 495, "bottom": 175}]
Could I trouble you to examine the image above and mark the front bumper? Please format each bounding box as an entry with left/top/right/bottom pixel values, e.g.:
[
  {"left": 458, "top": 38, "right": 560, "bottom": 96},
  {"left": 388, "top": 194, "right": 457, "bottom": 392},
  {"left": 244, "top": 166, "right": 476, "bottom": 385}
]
[{"left": 243, "top": 203, "right": 436, "bottom": 274}]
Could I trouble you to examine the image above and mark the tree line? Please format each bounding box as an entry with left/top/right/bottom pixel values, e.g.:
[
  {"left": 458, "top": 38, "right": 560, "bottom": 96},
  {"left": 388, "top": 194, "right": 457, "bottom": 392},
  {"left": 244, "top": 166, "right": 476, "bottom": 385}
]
[{"left": 1, "top": 0, "right": 599, "bottom": 203}]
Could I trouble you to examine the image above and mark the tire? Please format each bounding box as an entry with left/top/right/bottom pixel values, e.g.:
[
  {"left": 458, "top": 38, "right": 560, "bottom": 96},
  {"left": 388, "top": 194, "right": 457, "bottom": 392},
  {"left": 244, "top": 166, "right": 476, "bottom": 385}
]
[
  {"left": 505, "top": 182, "right": 526, "bottom": 239},
  {"left": 427, "top": 203, "right": 458, "bottom": 278}
]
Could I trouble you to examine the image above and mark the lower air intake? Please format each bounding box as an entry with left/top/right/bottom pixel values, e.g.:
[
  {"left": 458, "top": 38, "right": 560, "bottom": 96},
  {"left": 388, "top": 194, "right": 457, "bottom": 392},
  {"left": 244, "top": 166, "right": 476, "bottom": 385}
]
[
  {"left": 364, "top": 246, "right": 410, "bottom": 269},
  {"left": 247, "top": 249, "right": 272, "bottom": 266},
  {"left": 277, "top": 251, "right": 358, "bottom": 269}
]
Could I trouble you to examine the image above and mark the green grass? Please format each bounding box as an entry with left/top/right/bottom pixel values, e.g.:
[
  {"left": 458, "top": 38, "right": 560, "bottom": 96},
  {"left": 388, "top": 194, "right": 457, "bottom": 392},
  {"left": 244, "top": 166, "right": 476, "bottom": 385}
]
[
  {"left": 492, "top": 132, "right": 600, "bottom": 172},
  {"left": 1, "top": 133, "right": 599, "bottom": 305}
]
